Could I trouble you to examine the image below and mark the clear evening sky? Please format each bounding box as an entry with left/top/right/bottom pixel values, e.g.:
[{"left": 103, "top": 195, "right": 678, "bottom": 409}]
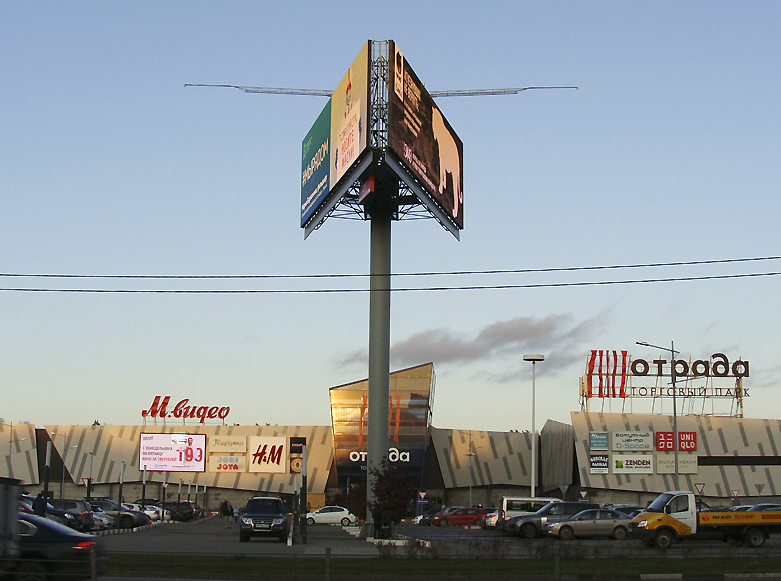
[{"left": 1, "top": 1, "right": 779, "bottom": 432}]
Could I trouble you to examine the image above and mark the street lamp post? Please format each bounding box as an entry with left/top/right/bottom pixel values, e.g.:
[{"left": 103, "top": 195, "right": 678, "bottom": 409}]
[
  {"left": 523, "top": 354, "right": 545, "bottom": 498},
  {"left": 637, "top": 341, "right": 680, "bottom": 489}
]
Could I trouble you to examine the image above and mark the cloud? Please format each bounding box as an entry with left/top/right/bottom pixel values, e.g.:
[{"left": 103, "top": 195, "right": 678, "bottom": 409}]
[{"left": 390, "top": 313, "right": 606, "bottom": 377}]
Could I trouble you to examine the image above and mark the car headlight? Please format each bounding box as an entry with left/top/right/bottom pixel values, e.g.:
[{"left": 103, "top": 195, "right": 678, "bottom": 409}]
[
  {"left": 273, "top": 518, "right": 286, "bottom": 525},
  {"left": 637, "top": 520, "right": 647, "bottom": 528},
  {"left": 240, "top": 516, "right": 252, "bottom": 525}
]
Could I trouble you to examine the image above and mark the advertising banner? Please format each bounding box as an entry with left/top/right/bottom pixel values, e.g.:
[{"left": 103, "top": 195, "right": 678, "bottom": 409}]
[
  {"left": 300, "top": 41, "right": 369, "bottom": 227},
  {"left": 589, "top": 432, "right": 609, "bottom": 451},
  {"left": 207, "top": 454, "right": 247, "bottom": 473},
  {"left": 247, "top": 436, "right": 288, "bottom": 474},
  {"left": 139, "top": 433, "right": 206, "bottom": 472},
  {"left": 388, "top": 41, "right": 463, "bottom": 229},
  {"left": 656, "top": 431, "right": 698, "bottom": 451},
  {"left": 612, "top": 431, "right": 654, "bottom": 451},
  {"left": 301, "top": 100, "right": 332, "bottom": 226},
  {"left": 612, "top": 454, "right": 653, "bottom": 474},
  {"left": 589, "top": 454, "right": 609, "bottom": 474},
  {"left": 656, "top": 454, "right": 699, "bottom": 474},
  {"left": 208, "top": 435, "right": 247, "bottom": 454}
]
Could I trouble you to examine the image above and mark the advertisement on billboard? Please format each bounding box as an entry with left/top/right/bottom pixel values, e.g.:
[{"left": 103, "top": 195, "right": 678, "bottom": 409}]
[
  {"left": 139, "top": 433, "right": 206, "bottom": 472},
  {"left": 247, "top": 436, "right": 288, "bottom": 474},
  {"left": 208, "top": 436, "right": 247, "bottom": 454},
  {"left": 612, "top": 454, "right": 653, "bottom": 474},
  {"left": 388, "top": 41, "right": 463, "bottom": 229},
  {"left": 207, "top": 454, "right": 247, "bottom": 473},
  {"left": 589, "top": 454, "right": 609, "bottom": 474},
  {"left": 656, "top": 454, "right": 699, "bottom": 474},
  {"left": 612, "top": 431, "right": 654, "bottom": 451},
  {"left": 589, "top": 431, "right": 609, "bottom": 451},
  {"left": 656, "top": 431, "right": 698, "bottom": 451},
  {"left": 300, "top": 41, "right": 369, "bottom": 227}
]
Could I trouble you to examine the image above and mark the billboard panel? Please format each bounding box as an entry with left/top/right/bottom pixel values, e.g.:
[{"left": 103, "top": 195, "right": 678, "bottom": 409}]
[
  {"left": 139, "top": 433, "right": 206, "bottom": 472},
  {"left": 388, "top": 41, "right": 464, "bottom": 229},
  {"left": 300, "top": 41, "right": 370, "bottom": 227},
  {"left": 247, "top": 436, "right": 288, "bottom": 474}
]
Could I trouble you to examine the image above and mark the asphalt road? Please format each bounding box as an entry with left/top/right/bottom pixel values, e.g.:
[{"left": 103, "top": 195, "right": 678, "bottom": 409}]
[{"left": 100, "top": 515, "right": 781, "bottom": 559}]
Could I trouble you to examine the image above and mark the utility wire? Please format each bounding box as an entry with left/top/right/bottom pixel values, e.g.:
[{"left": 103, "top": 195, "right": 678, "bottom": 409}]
[
  {"left": 1, "top": 256, "right": 779, "bottom": 281},
  {"left": 1, "top": 271, "right": 779, "bottom": 294}
]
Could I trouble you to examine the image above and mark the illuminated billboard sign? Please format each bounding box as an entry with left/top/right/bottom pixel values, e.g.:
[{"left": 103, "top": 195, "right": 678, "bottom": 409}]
[
  {"left": 388, "top": 41, "right": 464, "bottom": 229},
  {"left": 583, "top": 350, "right": 750, "bottom": 399},
  {"left": 139, "top": 433, "right": 206, "bottom": 472},
  {"left": 301, "top": 41, "right": 370, "bottom": 227}
]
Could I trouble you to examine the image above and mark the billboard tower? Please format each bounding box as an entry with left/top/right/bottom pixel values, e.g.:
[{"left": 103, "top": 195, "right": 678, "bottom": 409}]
[{"left": 301, "top": 40, "right": 463, "bottom": 530}]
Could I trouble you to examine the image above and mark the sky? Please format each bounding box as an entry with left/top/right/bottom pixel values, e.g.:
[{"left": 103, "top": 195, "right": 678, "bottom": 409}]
[{"left": 1, "top": 1, "right": 780, "bottom": 434}]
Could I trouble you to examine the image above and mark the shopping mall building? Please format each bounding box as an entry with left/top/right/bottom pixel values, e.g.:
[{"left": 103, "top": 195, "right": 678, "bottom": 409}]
[{"left": 4, "top": 351, "right": 779, "bottom": 511}]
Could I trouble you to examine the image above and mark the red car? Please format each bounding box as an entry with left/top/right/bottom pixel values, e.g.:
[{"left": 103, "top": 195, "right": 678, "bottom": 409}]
[{"left": 432, "top": 507, "right": 486, "bottom": 527}]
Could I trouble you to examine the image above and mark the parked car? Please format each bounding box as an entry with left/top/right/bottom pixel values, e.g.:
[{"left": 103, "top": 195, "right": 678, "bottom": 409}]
[
  {"left": 432, "top": 507, "right": 487, "bottom": 527},
  {"left": 497, "top": 496, "right": 560, "bottom": 530},
  {"left": 544, "top": 508, "right": 633, "bottom": 540},
  {"left": 19, "top": 495, "right": 77, "bottom": 529},
  {"left": 305, "top": 506, "right": 356, "bottom": 526},
  {"left": 88, "top": 505, "right": 114, "bottom": 530},
  {"left": 747, "top": 504, "right": 781, "bottom": 511},
  {"left": 506, "top": 501, "right": 600, "bottom": 539},
  {"left": 239, "top": 496, "right": 289, "bottom": 543},
  {"left": 46, "top": 499, "right": 95, "bottom": 533},
  {"left": 14, "top": 513, "right": 108, "bottom": 581},
  {"left": 89, "top": 499, "right": 150, "bottom": 529},
  {"left": 122, "top": 503, "right": 168, "bottom": 521},
  {"left": 609, "top": 504, "right": 645, "bottom": 516},
  {"left": 161, "top": 501, "right": 197, "bottom": 522},
  {"left": 478, "top": 507, "right": 499, "bottom": 528},
  {"left": 417, "top": 508, "right": 445, "bottom": 526}
]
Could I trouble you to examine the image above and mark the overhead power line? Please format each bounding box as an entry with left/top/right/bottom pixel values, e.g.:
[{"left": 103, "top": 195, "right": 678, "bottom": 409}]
[
  {"left": 0, "top": 271, "right": 779, "bottom": 294},
  {"left": 183, "top": 84, "right": 578, "bottom": 98},
  {"left": 1, "top": 255, "right": 779, "bottom": 281}
]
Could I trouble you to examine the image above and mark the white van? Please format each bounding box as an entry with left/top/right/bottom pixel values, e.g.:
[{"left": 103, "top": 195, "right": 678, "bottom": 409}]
[{"left": 497, "top": 496, "right": 560, "bottom": 530}]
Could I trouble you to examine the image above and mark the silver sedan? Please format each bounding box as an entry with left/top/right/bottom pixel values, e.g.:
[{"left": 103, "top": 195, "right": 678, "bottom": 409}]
[{"left": 544, "top": 509, "right": 632, "bottom": 540}]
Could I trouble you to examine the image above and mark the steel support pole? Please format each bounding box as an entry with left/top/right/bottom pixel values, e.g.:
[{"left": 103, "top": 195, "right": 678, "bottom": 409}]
[{"left": 366, "top": 207, "right": 391, "bottom": 533}]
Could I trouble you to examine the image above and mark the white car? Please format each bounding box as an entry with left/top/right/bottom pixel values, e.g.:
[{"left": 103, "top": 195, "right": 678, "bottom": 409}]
[
  {"left": 305, "top": 506, "right": 356, "bottom": 526},
  {"left": 122, "top": 503, "right": 169, "bottom": 521},
  {"left": 89, "top": 505, "right": 115, "bottom": 530}
]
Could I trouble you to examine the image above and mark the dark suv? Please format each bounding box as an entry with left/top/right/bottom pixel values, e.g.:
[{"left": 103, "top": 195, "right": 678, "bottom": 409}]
[
  {"left": 162, "top": 501, "right": 196, "bottom": 522},
  {"left": 506, "top": 501, "right": 600, "bottom": 538},
  {"left": 47, "top": 499, "right": 96, "bottom": 532},
  {"left": 239, "top": 497, "right": 289, "bottom": 543}
]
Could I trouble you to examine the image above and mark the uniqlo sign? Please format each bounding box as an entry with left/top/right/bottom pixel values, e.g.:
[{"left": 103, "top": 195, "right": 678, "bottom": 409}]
[{"left": 656, "top": 431, "right": 697, "bottom": 451}]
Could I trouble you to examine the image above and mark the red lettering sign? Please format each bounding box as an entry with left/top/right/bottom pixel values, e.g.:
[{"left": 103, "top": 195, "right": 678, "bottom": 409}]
[
  {"left": 656, "top": 431, "right": 675, "bottom": 451},
  {"left": 656, "top": 431, "right": 697, "bottom": 451},
  {"left": 141, "top": 396, "right": 230, "bottom": 424}
]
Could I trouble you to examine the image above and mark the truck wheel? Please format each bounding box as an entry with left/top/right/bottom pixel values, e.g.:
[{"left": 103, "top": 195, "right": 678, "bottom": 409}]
[
  {"left": 612, "top": 526, "right": 628, "bottom": 540},
  {"left": 558, "top": 526, "right": 574, "bottom": 540},
  {"left": 744, "top": 527, "right": 765, "bottom": 548},
  {"left": 654, "top": 529, "right": 674, "bottom": 549},
  {"left": 520, "top": 523, "right": 538, "bottom": 539}
]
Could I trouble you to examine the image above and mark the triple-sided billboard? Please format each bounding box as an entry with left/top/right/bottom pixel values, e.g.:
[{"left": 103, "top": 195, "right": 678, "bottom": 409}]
[
  {"left": 300, "top": 41, "right": 370, "bottom": 227},
  {"left": 388, "top": 41, "right": 463, "bottom": 230}
]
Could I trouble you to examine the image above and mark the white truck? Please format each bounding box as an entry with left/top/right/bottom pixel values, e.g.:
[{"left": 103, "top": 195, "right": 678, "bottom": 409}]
[{"left": 630, "top": 490, "right": 781, "bottom": 548}]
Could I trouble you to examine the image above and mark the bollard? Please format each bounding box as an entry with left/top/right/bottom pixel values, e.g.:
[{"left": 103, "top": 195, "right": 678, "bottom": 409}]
[
  {"left": 325, "top": 547, "right": 331, "bottom": 581},
  {"left": 90, "top": 544, "right": 97, "bottom": 581}
]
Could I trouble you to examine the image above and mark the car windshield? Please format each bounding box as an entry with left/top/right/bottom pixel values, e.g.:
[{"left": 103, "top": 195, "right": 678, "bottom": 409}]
[
  {"left": 646, "top": 493, "right": 675, "bottom": 513},
  {"left": 246, "top": 499, "right": 282, "bottom": 513}
]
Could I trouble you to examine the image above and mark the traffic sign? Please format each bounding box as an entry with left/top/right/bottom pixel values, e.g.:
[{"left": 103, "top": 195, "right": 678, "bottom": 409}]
[{"left": 694, "top": 483, "right": 705, "bottom": 495}]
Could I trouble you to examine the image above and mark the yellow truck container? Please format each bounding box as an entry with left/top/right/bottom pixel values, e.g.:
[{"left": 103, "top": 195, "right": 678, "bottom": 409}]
[{"left": 630, "top": 490, "right": 781, "bottom": 548}]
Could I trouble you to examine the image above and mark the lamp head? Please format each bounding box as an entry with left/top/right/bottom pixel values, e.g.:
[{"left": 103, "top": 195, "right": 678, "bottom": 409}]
[{"left": 523, "top": 354, "right": 545, "bottom": 362}]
